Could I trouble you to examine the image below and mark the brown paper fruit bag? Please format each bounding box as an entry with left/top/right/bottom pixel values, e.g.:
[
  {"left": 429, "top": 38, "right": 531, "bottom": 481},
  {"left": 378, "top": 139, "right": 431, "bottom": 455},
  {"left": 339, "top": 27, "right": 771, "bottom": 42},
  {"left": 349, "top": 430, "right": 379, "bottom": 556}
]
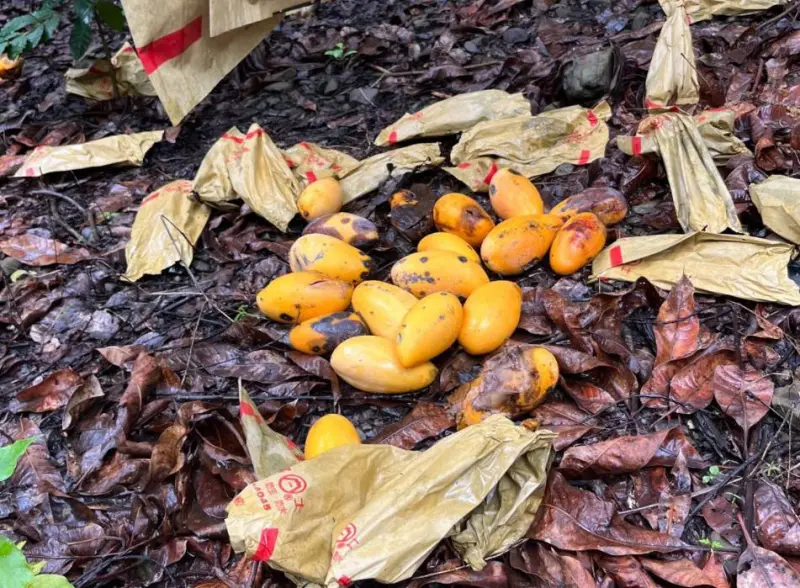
[
  {"left": 193, "top": 124, "right": 300, "bottom": 231},
  {"left": 446, "top": 103, "right": 610, "bottom": 192},
  {"left": 282, "top": 142, "right": 359, "bottom": 187},
  {"left": 226, "top": 415, "right": 554, "bottom": 586},
  {"left": 123, "top": 180, "right": 211, "bottom": 282},
  {"left": 65, "top": 42, "right": 156, "bottom": 100},
  {"left": 375, "top": 90, "right": 531, "bottom": 147},
  {"left": 591, "top": 232, "right": 800, "bottom": 306},
  {"left": 750, "top": 175, "right": 800, "bottom": 244}
]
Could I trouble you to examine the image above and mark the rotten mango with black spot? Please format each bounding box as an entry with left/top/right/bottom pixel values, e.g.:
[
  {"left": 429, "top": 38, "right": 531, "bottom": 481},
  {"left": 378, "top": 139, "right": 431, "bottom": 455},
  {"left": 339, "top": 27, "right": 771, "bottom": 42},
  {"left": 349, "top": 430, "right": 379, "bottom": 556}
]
[
  {"left": 456, "top": 345, "right": 559, "bottom": 428},
  {"left": 480, "top": 214, "right": 564, "bottom": 275},
  {"left": 489, "top": 168, "right": 544, "bottom": 219},
  {"left": 256, "top": 271, "right": 353, "bottom": 324},
  {"left": 550, "top": 186, "right": 628, "bottom": 226},
  {"left": 391, "top": 250, "right": 489, "bottom": 298},
  {"left": 549, "top": 212, "right": 607, "bottom": 276},
  {"left": 417, "top": 232, "right": 480, "bottom": 264},
  {"left": 302, "top": 212, "right": 379, "bottom": 249},
  {"left": 289, "top": 234, "right": 373, "bottom": 284},
  {"left": 432, "top": 192, "right": 495, "bottom": 247},
  {"left": 289, "top": 311, "right": 369, "bottom": 355},
  {"left": 396, "top": 292, "right": 463, "bottom": 367}
]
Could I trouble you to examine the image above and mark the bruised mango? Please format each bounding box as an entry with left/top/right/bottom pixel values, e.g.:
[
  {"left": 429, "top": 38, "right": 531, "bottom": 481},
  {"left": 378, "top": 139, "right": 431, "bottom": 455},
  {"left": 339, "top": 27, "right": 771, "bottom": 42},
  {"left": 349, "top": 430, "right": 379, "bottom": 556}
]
[
  {"left": 480, "top": 214, "right": 564, "bottom": 275},
  {"left": 304, "top": 414, "right": 361, "bottom": 459},
  {"left": 457, "top": 345, "right": 559, "bottom": 428},
  {"left": 331, "top": 336, "right": 438, "bottom": 393},
  {"left": 289, "top": 234, "right": 372, "bottom": 284},
  {"left": 549, "top": 212, "right": 607, "bottom": 275},
  {"left": 289, "top": 311, "right": 368, "bottom": 355},
  {"left": 459, "top": 281, "right": 522, "bottom": 355},
  {"left": 433, "top": 193, "right": 495, "bottom": 247},
  {"left": 417, "top": 232, "right": 480, "bottom": 264},
  {"left": 257, "top": 271, "right": 352, "bottom": 324},
  {"left": 351, "top": 281, "right": 417, "bottom": 340},
  {"left": 489, "top": 169, "right": 544, "bottom": 219},
  {"left": 303, "top": 212, "right": 379, "bottom": 249},
  {"left": 396, "top": 292, "right": 463, "bottom": 367},
  {"left": 297, "top": 177, "right": 343, "bottom": 220},
  {"left": 391, "top": 251, "right": 489, "bottom": 299},
  {"left": 390, "top": 186, "right": 437, "bottom": 241},
  {"left": 550, "top": 187, "right": 628, "bottom": 226}
]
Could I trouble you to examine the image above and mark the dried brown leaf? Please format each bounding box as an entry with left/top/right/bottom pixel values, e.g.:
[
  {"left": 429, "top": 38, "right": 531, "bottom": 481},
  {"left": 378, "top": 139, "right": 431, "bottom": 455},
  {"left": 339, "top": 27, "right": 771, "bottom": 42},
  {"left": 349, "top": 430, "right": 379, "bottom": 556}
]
[
  {"left": 702, "top": 495, "right": 742, "bottom": 547},
  {"left": 713, "top": 365, "right": 773, "bottom": 432},
  {"left": 369, "top": 402, "right": 454, "bottom": 449},
  {"left": 640, "top": 557, "right": 729, "bottom": 588},
  {"left": 10, "top": 368, "right": 83, "bottom": 413},
  {"left": 559, "top": 377, "right": 616, "bottom": 415},
  {"left": 654, "top": 276, "right": 699, "bottom": 365},
  {"left": 755, "top": 481, "right": 800, "bottom": 556},
  {"left": 149, "top": 422, "right": 190, "bottom": 483},
  {"left": 670, "top": 349, "right": 736, "bottom": 414},
  {"left": 559, "top": 428, "right": 704, "bottom": 478},
  {"left": 509, "top": 542, "right": 595, "bottom": 587},
  {"left": 532, "top": 402, "right": 595, "bottom": 451},
  {"left": 62, "top": 374, "right": 104, "bottom": 430},
  {"left": 529, "top": 472, "right": 687, "bottom": 555},
  {"left": 738, "top": 535, "right": 800, "bottom": 587},
  {"left": 595, "top": 554, "right": 659, "bottom": 588},
  {"left": 0, "top": 233, "right": 91, "bottom": 266}
]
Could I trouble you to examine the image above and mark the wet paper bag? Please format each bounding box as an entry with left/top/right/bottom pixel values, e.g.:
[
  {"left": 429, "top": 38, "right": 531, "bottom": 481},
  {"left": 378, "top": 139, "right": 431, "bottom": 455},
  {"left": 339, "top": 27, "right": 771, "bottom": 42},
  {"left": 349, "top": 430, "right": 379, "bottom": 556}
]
[
  {"left": 193, "top": 124, "right": 300, "bottom": 231},
  {"left": 446, "top": 103, "right": 610, "bottom": 192},
  {"left": 617, "top": 112, "right": 742, "bottom": 234},
  {"left": 120, "top": 0, "right": 289, "bottom": 124},
  {"left": 123, "top": 180, "right": 211, "bottom": 282},
  {"left": 750, "top": 175, "right": 800, "bottom": 244},
  {"left": 696, "top": 108, "right": 750, "bottom": 163},
  {"left": 591, "top": 232, "right": 800, "bottom": 306},
  {"left": 226, "top": 415, "right": 554, "bottom": 586},
  {"left": 65, "top": 42, "right": 156, "bottom": 100},
  {"left": 375, "top": 90, "right": 531, "bottom": 147},
  {"left": 282, "top": 142, "right": 359, "bottom": 188},
  {"left": 646, "top": 1, "right": 698, "bottom": 110},
  {"left": 209, "top": 0, "right": 307, "bottom": 37},
  {"left": 239, "top": 384, "right": 303, "bottom": 479},
  {"left": 674, "top": 0, "right": 787, "bottom": 22},
  {"left": 13, "top": 130, "right": 163, "bottom": 178},
  {"left": 339, "top": 143, "right": 443, "bottom": 204}
]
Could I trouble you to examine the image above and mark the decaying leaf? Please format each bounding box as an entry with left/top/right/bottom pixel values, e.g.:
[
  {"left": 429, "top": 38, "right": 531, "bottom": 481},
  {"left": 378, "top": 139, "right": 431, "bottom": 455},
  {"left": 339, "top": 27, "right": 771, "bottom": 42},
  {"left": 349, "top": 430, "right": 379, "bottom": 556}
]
[
  {"left": 10, "top": 368, "right": 84, "bottom": 413},
  {"left": 754, "top": 481, "right": 800, "bottom": 556},
  {"left": 559, "top": 428, "right": 704, "bottom": 478},
  {"left": 509, "top": 542, "right": 595, "bottom": 587},
  {"left": 738, "top": 517, "right": 800, "bottom": 587},
  {"left": 713, "top": 365, "right": 774, "bottom": 432},
  {"left": 596, "top": 554, "right": 660, "bottom": 588},
  {"left": 62, "top": 374, "right": 104, "bottom": 430},
  {"left": 532, "top": 402, "right": 595, "bottom": 451},
  {"left": 530, "top": 472, "right": 687, "bottom": 555},
  {"left": 640, "top": 556, "right": 730, "bottom": 588},
  {"left": 0, "top": 233, "right": 91, "bottom": 266},
  {"left": 369, "top": 402, "right": 455, "bottom": 449},
  {"left": 654, "top": 276, "right": 700, "bottom": 365}
]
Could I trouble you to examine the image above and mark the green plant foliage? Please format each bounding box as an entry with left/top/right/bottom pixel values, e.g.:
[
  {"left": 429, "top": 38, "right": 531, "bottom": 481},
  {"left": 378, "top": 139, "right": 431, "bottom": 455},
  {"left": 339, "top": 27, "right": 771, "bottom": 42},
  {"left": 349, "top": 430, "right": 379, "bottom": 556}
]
[
  {"left": 0, "top": 536, "right": 73, "bottom": 588},
  {"left": 0, "top": 438, "right": 34, "bottom": 482},
  {"left": 0, "top": 2, "right": 60, "bottom": 59}
]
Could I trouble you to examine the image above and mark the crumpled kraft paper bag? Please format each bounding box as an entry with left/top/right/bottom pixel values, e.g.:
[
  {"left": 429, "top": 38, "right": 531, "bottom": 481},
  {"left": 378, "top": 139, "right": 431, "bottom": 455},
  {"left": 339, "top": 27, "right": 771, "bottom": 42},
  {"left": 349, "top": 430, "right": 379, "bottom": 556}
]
[
  {"left": 193, "top": 124, "right": 300, "bottom": 231},
  {"left": 446, "top": 103, "right": 610, "bottom": 192},
  {"left": 339, "top": 143, "right": 443, "bottom": 204},
  {"left": 282, "top": 142, "right": 359, "bottom": 188},
  {"left": 646, "top": 1, "right": 698, "bottom": 110},
  {"left": 666, "top": 0, "right": 787, "bottom": 23},
  {"left": 225, "top": 415, "right": 554, "bottom": 587},
  {"left": 375, "top": 90, "right": 531, "bottom": 147},
  {"left": 65, "top": 42, "right": 156, "bottom": 100},
  {"left": 13, "top": 130, "right": 163, "bottom": 178},
  {"left": 209, "top": 0, "right": 304, "bottom": 37},
  {"left": 120, "top": 0, "right": 289, "bottom": 124},
  {"left": 617, "top": 112, "right": 742, "bottom": 234},
  {"left": 239, "top": 383, "right": 303, "bottom": 480},
  {"left": 750, "top": 175, "right": 800, "bottom": 244},
  {"left": 123, "top": 180, "right": 211, "bottom": 282},
  {"left": 591, "top": 232, "right": 800, "bottom": 306}
]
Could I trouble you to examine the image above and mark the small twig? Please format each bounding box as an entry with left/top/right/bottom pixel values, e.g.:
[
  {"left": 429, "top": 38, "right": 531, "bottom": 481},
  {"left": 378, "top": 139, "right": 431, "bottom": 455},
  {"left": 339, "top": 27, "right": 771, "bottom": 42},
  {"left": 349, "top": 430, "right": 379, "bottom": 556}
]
[
  {"left": 48, "top": 196, "right": 84, "bottom": 243},
  {"left": 757, "top": 0, "right": 800, "bottom": 31},
  {"left": 181, "top": 301, "right": 207, "bottom": 387},
  {"left": 94, "top": 11, "right": 120, "bottom": 100},
  {"left": 618, "top": 476, "right": 743, "bottom": 515},
  {"left": 32, "top": 188, "right": 99, "bottom": 242},
  {"left": 368, "top": 60, "right": 503, "bottom": 78}
]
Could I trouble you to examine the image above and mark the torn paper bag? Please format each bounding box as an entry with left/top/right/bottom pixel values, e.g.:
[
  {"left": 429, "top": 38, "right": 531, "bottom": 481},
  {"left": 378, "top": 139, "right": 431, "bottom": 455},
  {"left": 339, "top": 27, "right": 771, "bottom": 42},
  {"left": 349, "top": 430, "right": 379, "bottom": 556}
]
[
  {"left": 120, "top": 0, "right": 288, "bottom": 124},
  {"left": 226, "top": 415, "right": 554, "bottom": 586},
  {"left": 14, "top": 130, "right": 163, "bottom": 178},
  {"left": 375, "top": 90, "right": 531, "bottom": 147},
  {"left": 646, "top": 1, "right": 698, "bottom": 110},
  {"left": 124, "top": 180, "right": 211, "bottom": 282},
  {"left": 750, "top": 175, "right": 800, "bottom": 244},
  {"left": 617, "top": 112, "right": 742, "bottom": 233},
  {"left": 65, "top": 42, "right": 156, "bottom": 100},
  {"left": 193, "top": 124, "right": 300, "bottom": 231},
  {"left": 282, "top": 142, "right": 358, "bottom": 188},
  {"left": 591, "top": 232, "right": 800, "bottom": 306},
  {"left": 447, "top": 103, "right": 610, "bottom": 192},
  {"left": 339, "top": 143, "right": 443, "bottom": 204},
  {"left": 675, "top": 0, "right": 787, "bottom": 23}
]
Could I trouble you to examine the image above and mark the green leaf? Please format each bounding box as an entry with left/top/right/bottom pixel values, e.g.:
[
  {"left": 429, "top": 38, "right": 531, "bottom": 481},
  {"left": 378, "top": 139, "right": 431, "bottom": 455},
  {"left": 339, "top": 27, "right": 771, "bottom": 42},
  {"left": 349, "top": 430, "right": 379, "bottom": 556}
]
[
  {"left": 69, "top": 18, "right": 92, "bottom": 60},
  {"left": 44, "top": 13, "right": 60, "bottom": 39},
  {"left": 72, "top": 0, "right": 94, "bottom": 25},
  {"left": 0, "top": 536, "right": 36, "bottom": 588},
  {"left": 0, "top": 438, "right": 34, "bottom": 482},
  {"left": 95, "top": 1, "right": 125, "bottom": 31},
  {"left": 0, "top": 14, "right": 37, "bottom": 37},
  {"left": 30, "top": 574, "right": 75, "bottom": 588}
]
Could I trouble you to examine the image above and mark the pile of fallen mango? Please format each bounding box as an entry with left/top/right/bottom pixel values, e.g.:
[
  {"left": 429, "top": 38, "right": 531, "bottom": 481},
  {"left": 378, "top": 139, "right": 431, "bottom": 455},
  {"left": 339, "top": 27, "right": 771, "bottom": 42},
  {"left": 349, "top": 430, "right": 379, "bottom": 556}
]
[{"left": 260, "top": 172, "right": 625, "bottom": 419}]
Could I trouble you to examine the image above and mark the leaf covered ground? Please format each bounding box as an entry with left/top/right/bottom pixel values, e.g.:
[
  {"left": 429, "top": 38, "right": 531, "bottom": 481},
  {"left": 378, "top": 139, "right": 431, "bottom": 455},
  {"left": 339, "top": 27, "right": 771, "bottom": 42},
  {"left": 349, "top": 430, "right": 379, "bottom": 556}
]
[{"left": 2, "top": 0, "right": 800, "bottom": 586}]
